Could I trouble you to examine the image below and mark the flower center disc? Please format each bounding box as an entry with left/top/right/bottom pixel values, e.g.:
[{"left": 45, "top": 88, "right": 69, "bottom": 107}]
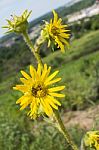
[
  {"left": 32, "top": 84, "right": 47, "bottom": 98},
  {"left": 51, "top": 26, "right": 59, "bottom": 36}
]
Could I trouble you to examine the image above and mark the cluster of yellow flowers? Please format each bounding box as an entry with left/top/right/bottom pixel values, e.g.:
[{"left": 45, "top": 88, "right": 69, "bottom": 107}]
[
  {"left": 3, "top": 10, "right": 69, "bottom": 119},
  {"left": 3, "top": 9, "right": 98, "bottom": 150},
  {"left": 84, "top": 131, "right": 99, "bottom": 150}
]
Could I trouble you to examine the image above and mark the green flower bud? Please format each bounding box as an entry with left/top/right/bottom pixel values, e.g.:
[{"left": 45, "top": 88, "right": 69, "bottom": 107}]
[{"left": 3, "top": 10, "right": 32, "bottom": 34}]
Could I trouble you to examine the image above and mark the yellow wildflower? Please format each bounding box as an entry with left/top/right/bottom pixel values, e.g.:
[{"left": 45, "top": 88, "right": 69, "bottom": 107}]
[
  {"left": 84, "top": 131, "right": 99, "bottom": 150},
  {"left": 3, "top": 10, "right": 32, "bottom": 33},
  {"left": 13, "top": 64, "right": 65, "bottom": 119},
  {"left": 41, "top": 10, "right": 70, "bottom": 52}
]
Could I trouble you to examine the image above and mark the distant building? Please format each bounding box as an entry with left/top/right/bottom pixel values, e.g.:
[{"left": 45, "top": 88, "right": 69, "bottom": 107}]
[{"left": 67, "top": 0, "right": 99, "bottom": 23}]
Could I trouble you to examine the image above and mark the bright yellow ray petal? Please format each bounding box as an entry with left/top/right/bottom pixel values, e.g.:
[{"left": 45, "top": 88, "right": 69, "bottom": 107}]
[
  {"left": 21, "top": 70, "right": 31, "bottom": 79},
  {"left": 30, "top": 65, "right": 36, "bottom": 78},
  {"left": 45, "top": 78, "right": 61, "bottom": 86},
  {"left": 55, "top": 37, "right": 65, "bottom": 52},
  {"left": 20, "top": 97, "right": 31, "bottom": 106},
  {"left": 45, "top": 70, "right": 59, "bottom": 83},
  {"left": 57, "top": 18, "right": 62, "bottom": 25},
  {"left": 60, "top": 29, "right": 70, "bottom": 33},
  {"left": 45, "top": 66, "right": 51, "bottom": 78},
  {"left": 16, "top": 95, "right": 26, "bottom": 104},
  {"left": 41, "top": 64, "right": 47, "bottom": 80},
  {"left": 49, "top": 92, "right": 65, "bottom": 98},
  {"left": 59, "top": 24, "right": 68, "bottom": 28},
  {"left": 46, "top": 98, "right": 58, "bottom": 110},
  {"left": 37, "top": 63, "right": 41, "bottom": 76},
  {"left": 48, "top": 86, "right": 65, "bottom": 92},
  {"left": 60, "top": 33, "right": 70, "bottom": 39},
  {"left": 53, "top": 10, "right": 58, "bottom": 23},
  {"left": 20, "top": 78, "right": 28, "bottom": 84},
  {"left": 29, "top": 99, "right": 38, "bottom": 118},
  {"left": 41, "top": 98, "right": 53, "bottom": 116},
  {"left": 59, "top": 36, "right": 70, "bottom": 48},
  {"left": 48, "top": 96, "right": 61, "bottom": 106},
  {"left": 20, "top": 102, "right": 29, "bottom": 110},
  {"left": 44, "top": 99, "right": 53, "bottom": 115},
  {"left": 41, "top": 99, "right": 51, "bottom": 116},
  {"left": 13, "top": 85, "right": 28, "bottom": 93}
]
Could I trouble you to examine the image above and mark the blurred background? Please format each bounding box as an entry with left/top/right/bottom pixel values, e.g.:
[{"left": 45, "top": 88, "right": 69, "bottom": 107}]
[{"left": 0, "top": 0, "right": 99, "bottom": 149}]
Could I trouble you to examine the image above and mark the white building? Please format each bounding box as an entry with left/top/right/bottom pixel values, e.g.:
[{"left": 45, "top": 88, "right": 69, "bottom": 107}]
[{"left": 67, "top": 0, "right": 99, "bottom": 23}]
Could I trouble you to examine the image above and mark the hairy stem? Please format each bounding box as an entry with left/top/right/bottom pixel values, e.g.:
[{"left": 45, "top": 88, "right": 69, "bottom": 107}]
[
  {"left": 22, "top": 31, "right": 43, "bottom": 67},
  {"left": 54, "top": 110, "right": 79, "bottom": 150}
]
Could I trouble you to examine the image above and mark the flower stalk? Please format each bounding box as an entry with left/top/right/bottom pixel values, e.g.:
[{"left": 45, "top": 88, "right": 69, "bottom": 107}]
[
  {"left": 22, "top": 31, "right": 43, "bottom": 68},
  {"left": 54, "top": 110, "right": 79, "bottom": 150}
]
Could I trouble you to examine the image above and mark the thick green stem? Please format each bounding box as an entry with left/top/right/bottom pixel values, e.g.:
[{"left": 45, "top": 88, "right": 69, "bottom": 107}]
[
  {"left": 54, "top": 110, "right": 79, "bottom": 150},
  {"left": 22, "top": 31, "right": 43, "bottom": 68}
]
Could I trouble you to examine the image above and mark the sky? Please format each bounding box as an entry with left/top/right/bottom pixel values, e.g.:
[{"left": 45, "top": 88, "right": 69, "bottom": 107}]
[{"left": 0, "top": 0, "right": 72, "bottom": 38}]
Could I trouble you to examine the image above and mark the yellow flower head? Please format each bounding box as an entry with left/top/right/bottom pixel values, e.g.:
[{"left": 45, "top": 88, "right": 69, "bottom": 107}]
[
  {"left": 41, "top": 10, "right": 70, "bottom": 52},
  {"left": 13, "top": 64, "right": 65, "bottom": 119},
  {"left": 3, "top": 10, "right": 32, "bottom": 34},
  {"left": 84, "top": 131, "right": 99, "bottom": 150}
]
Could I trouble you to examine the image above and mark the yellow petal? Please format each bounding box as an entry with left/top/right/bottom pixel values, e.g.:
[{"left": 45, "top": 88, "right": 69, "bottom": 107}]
[
  {"left": 20, "top": 78, "right": 28, "bottom": 84},
  {"left": 13, "top": 85, "right": 28, "bottom": 93},
  {"left": 60, "top": 33, "right": 70, "bottom": 39},
  {"left": 41, "top": 99, "right": 50, "bottom": 116},
  {"left": 46, "top": 98, "right": 58, "bottom": 110},
  {"left": 57, "top": 18, "right": 62, "bottom": 25},
  {"left": 30, "top": 65, "right": 36, "bottom": 78},
  {"left": 55, "top": 37, "right": 65, "bottom": 52},
  {"left": 45, "top": 66, "right": 51, "bottom": 78},
  {"left": 48, "top": 86, "right": 65, "bottom": 92},
  {"left": 41, "top": 64, "right": 47, "bottom": 80},
  {"left": 41, "top": 98, "right": 53, "bottom": 116},
  {"left": 45, "top": 70, "right": 59, "bottom": 83},
  {"left": 30, "top": 100, "right": 37, "bottom": 115},
  {"left": 48, "top": 39, "right": 51, "bottom": 47},
  {"left": 60, "top": 29, "right": 70, "bottom": 33},
  {"left": 21, "top": 70, "right": 30, "bottom": 79},
  {"left": 37, "top": 64, "right": 41, "bottom": 76},
  {"left": 20, "top": 103, "right": 28, "bottom": 110},
  {"left": 53, "top": 10, "right": 58, "bottom": 23},
  {"left": 48, "top": 96, "right": 61, "bottom": 106},
  {"left": 49, "top": 92, "right": 65, "bottom": 98},
  {"left": 59, "top": 24, "right": 68, "bottom": 28},
  {"left": 45, "top": 78, "right": 61, "bottom": 86},
  {"left": 16, "top": 95, "right": 26, "bottom": 104},
  {"left": 59, "top": 36, "right": 70, "bottom": 48},
  {"left": 20, "top": 97, "right": 31, "bottom": 106}
]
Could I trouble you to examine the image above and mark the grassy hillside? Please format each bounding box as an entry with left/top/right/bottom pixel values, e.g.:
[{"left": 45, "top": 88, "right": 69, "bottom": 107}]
[{"left": 0, "top": 30, "right": 99, "bottom": 149}]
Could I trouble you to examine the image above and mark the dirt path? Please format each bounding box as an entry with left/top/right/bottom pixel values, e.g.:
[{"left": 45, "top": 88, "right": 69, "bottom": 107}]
[{"left": 63, "top": 105, "right": 99, "bottom": 130}]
